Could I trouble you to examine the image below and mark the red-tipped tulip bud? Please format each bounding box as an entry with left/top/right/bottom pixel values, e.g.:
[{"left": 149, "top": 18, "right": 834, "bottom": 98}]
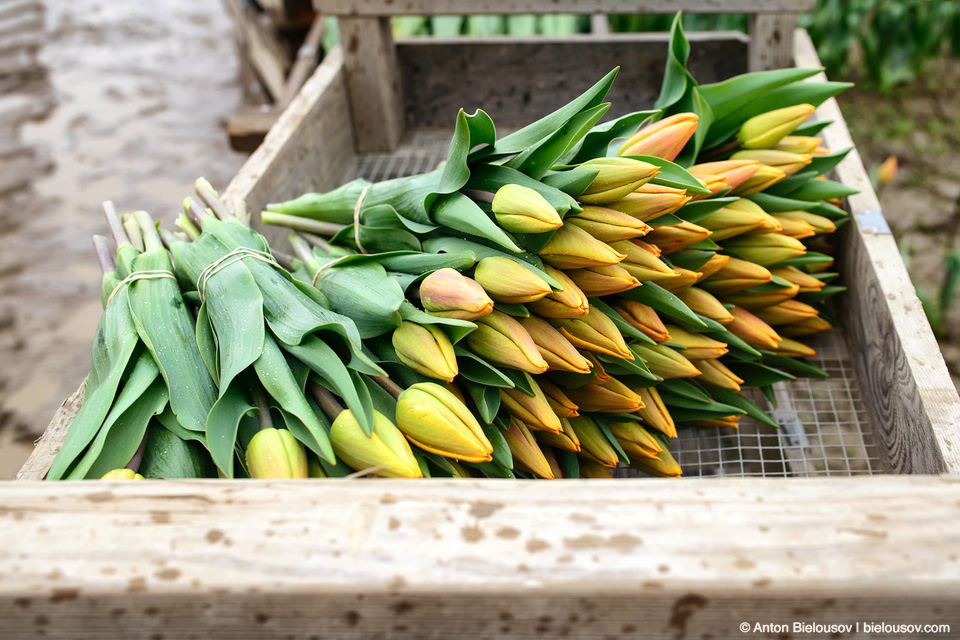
[
  {"left": 503, "top": 417, "right": 555, "bottom": 479},
  {"left": 535, "top": 417, "right": 581, "bottom": 452},
  {"left": 474, "top": 256, "right": 552, "bottom": 304},
  {"left": 569, "top": 416, "right": 619, "bottom": 468},
  {"left": 538, "top": 224, "right": 626, "bottom": 269},
  {"left": 420, "top": 268, "right": 493, "bottom": 321},
  {"left": 772, "top": 337, "right": 817, "bottom": 358},
  {"left": 663, "top": 325, "right": 728, "bottom": 360},
  {"left": 566, "top": 264, "right": 641, "bottom": 297},
  {"left": 541, "top": 446, "right": 564, "bottom": 479},
  {"left": 608, "top": 183, "right": 691, "bottom": 221},
  {"left": 245, "top": 428, "right": 308, "bottom": 479},
  {"left": 876, "top": 155, "right": 898, "bottom": 186},
  {"left": 610, "top": 299, "right": 671, "bottom": 342},
  {"left": 519, "top": 315, "right": 593, "bottom": 374},
  {"left": 578, "top": 157, "right": 660, "bottom": 204},
  {"left": 771, "top": 266, "right": 825, "bottom": 293},
  {"left": 738, "top": 104, "right": 816, "bottom": 149},
  {"left": 658, "top": 267, "right": 703, "bottom": 294},
  {"left": 774, "top": 135, "right": 823, "bottom": 154},
  {"left": 698, "top": 198, "right": 775, "bottom": 241},
  {"left": 773, "top": 216, "right": 817, "bottom": 239},
  {"left": 689, "top": 174, "right": 728, "bottom": 200},
  {"left": 579, "top": 458, "right": 615, "bottom": 478},
  {"left": 549, "top": 306, "right": 633, "bottom": 360},
  {"left": 396, "top": 383, "right": 494, "bottom": 463},
  {"left": 526, "top": 265, "right": 590, "bottom": 318},
  {"left": 635, "top": 386, "right": 677, "bottom": 438},
  {"left": 643, "top": 220, "right": 712, "bottom": 255},
  {"left": 608, "top": 420, "right": 664, "bottom": 456},
  {"left": 723, "top": 232, "right": 807, "bottom": 267},
  {"left": 723, "top": 283, "right": 800, "bottom": 311},
  {"left": 630, "top": 449, "right": 682, "bottom": 477},
  {"left": 700, "top": 257, "right": 773, "bottom": 296},
  {"left": 779, "top": 316, "right": 832, "bottom": 338},
  {"left": 501, "top": 378, "right": 563, "bottom": 433},
  {"left": 331, "top": 410, "right": 422, "bottom": 479},
  {"left": 564, "top": 378, "right": 645, "bottom": 413},
  {"left": 538, "top": 380, "right": 580, "bottom": 419},
  {"left": 631, "top": 342, "right": 702, "bottom": 379},
  {"left": 608, "top": 239, "right": 677, "bottom": 281},
  {"left": 676, "top": 287, "right": 734, "bottom": 324},
  {"left": 689, "top": 416, "right": 741, "bottom": 429},
  {"left": 695, "top": 358, "right": 744, "bottom": 391},
  {"left": 695, "top": 252, "right": 730, "bottom": 279},
  {"left": 466, "top": 310, "right": 549, "bottom": 374},
  {"left": 491, "top": 183, "right": 563, "bottom": 233},
  {"left": 618, "top": 112, "right": 699, "bottom": 161},
  {"left": 729, "top": 165, "right": 787, "bottom": 196},
  {"left": 567, "top": 205, "right": 652, "bottom": 242},
  {"left": 727, "top": 307, "right": 783, "bottom": 349},
  {"left": 731, "top": 149, "right": 813, "bottom": 178},
  {"left": 393, "top": 321, "right": 458, "bottom": 382},
  {"left": 687, "top": 160, "right": 761, "bottom": 191},
  {"left": 776, "top": 210, "right": 837, "bottom": 235},
  {"left": 754, "top": 299, "right": 820, "bottom": 326}
]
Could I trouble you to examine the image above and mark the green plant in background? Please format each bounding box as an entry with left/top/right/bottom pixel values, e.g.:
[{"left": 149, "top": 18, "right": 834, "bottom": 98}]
[{"left": 904, "top": 190, "right": 960, "bottom": 339}]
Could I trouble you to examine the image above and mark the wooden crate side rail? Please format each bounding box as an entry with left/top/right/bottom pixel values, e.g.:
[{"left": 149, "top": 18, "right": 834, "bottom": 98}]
[
  {"left": 313, "top": 0, "right": 816, "bottom": 15},
  {"left": 0, "top": 476, "right": 958, "bottom": 637},
  {"left": 795, "top": 30, "right": 960, "bottom": 475}
]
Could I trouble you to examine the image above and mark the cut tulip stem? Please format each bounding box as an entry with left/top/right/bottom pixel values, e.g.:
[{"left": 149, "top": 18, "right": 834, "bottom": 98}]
[
  {"left": 194, "top": 178, "right": 235, "bottom": 221},
  {"left": 124, "top": 432, "right": 147, "bottom": 473},
  {"left": 159, "top": 227, "right": 184, "bottom": 249},
  {"left": 252, "top": 387, "right": 274, "bottom": 431},
  {"left": 289, "top": 233, "right": 316, "bottom": 266},
  {"left": 373, "top": 376, "right": 404, "bottom": 400},
  {"left": 134, "top": 211, "right": 165, "bottom": 253},
  {"left": 122, "top": 214, "right": 145, "bottom": 251},
  {"left": 461, "top": 188, "right": 495, "bottom": 204},
  {"left": 300, "top": 232, "right": 334, "bottom": 252},
  {"left": 92, "top": 235, "right": 115, "bottom": 274},
  {"left": 261, "top": 211, "right": 346, "bottom": 237},
  {"left": 309, "top": 381, "right": 344, "bottom": 420},
  {"left": 271, "top": 250, "right": 297, "bottom": 271},
  {"left": 102, "top": 201, "right": 130, "bottom": 248},
  {"left": 184, "top": 196, "right": 213, "bottom": 225}
]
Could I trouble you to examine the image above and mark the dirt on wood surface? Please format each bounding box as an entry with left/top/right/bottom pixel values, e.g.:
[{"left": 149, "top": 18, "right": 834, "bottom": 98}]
[{"left": 0, "top": 0, "right": 246, "bottom": 476}]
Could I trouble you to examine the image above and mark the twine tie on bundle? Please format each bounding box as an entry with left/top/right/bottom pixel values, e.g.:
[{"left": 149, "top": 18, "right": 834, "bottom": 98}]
[
  {"left": 197, "top": 247, "right": 281, "bottom": 301},
  {"left": 106, "top": 270, "right": 177, "bottom": 307}
]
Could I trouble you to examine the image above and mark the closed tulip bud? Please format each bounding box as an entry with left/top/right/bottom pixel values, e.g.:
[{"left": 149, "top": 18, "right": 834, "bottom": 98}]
[
  {"left": 396, "top": 383, "right": 494, "bottom": 462},
  {"left": 566, "top": 264, "right": 641, "bottom": 297},
  {"left": 643, "top": 220, "right": 712, "bottom": 254},
  {"left": 696, "top": 358, "right": 745, "bottom": 391},
  {"left": 689, "top": 416, "right": 741, "bottom": 429},
  {"left": 774, "top": 135, "right": 823, "bottom": 154},
  {"left": 698, "top": 198, "right": 778, "bottom": 240},
  {"left": 535, "top": 417, "right": 581, "bottom": 452},
  {"left": 501, "top": 379, "right": 563, "bottom": 433},
  {"left": 727, "top": 307, "right": 783, "bottom": 349},
  {"left": 393, "top": 321, "right": 458, "bottom": 382},
  {"left": 723, "top": 232, "right": 807, "bottom": 267},
  {"left": 567, "top": 205, "right": 652, "bottom": 242},
  {"left": 578, "top": 458, "right": 615, "bottom": 478},
  {"left": 700, "top": 257, "right": 773, "bottom": 296},
  {"left": 307, "top": 456, "right": 327, "bottom": 478},
  {"left": 676, "top": 287, "right": 734, "bottom": 324},
  {"left": 779, "top": 316, "right": 832, "bottom": 338},
  {"left": 608, "top": 183, "right": 691, "bottom": 221},
  {"left": 491, "top": 183, "right": 563, "bottom": 233},
  {"left": 331, "top": 410, "right": 422, "bottom": 478},
  {"left": 503, "top": 417, "right": 555, "bottom": 479},
  {"left": 564, "top": 378, "right": 645, "bottom": 413},
  {"left": 876, "top": 155, "right": 898, "bottom": 186},
  {"left": 630, "top": 449, "right": 682, "bottom": 477},
  {"left": 663, "top": 325, "right": 728, "bottom": 360},
  {"left": 541, "top": 447, "right": 564, "bottom": 479},
  {"left": 687, "top": 160, "right": 762, "bottom": 192},
  {"left": 635, "top": 386, "right": 677, "bottom": 438},
  {"left": 538, "top": 380, "right": 580, "bottom": 418},
  {"left": 446, "top": 459, "right": 476, "bottom": 478},
  {"left": 538, "top": 224, "right": 626, "bottom": 269},
  {"left": 608, "top": 421, "right": 664, "bottom": 455},
  {"left": 419, "top": 268, "right": 493, "bottom": 320},
  {"left": 526, "top": 265, "right": 590, "bottom": 318},
  {"left": 474, "top": 256, "right": 552, "bottom": 304},
  {"left": 688, "top": 174, "right": 729, "bottom": 201},
  {"left": 631, "top": 342, "right": 701, "bottom": 379},
  {"left": 100, "top": 469, "right": 145, "bottom": 480},
  {"left": 245, "top": 428, "right": 309, "bottom": 479},
  {"left": 618, "top": 112, "right": 699, "bottom": 161},
  {"left": 580, "top": 352, "right": 612, "bottom": 384},
  {"left": 549, "top": 306, "right": 633, "bottom": 360},
  {"left": 729, "top": 165, "right": 787, "bottom": 196},
  {"left": 610, "top": 299, "right": 671, "bottom": 342},
  {"left": 608, "top": 239, "right": 677, "bottom": 281},
  {"left": 774, "top": 216, "right": 817, "bottom": 239},
  {"left": 695, "top": 252, "right": 730, "bottom": 279},
  {"left": 570, "top": 416, "right": 619, "bottom": 467},
  {"left": 731, "top": 149, "right": 813, "bottom": 178},
  {"left": 577, "top": 157, "right": 660, "bottom": 204},
  {"left": 771, "top": 337, "right": 817, "bottom": 358},
  {"left": 755, "top": 299, "right": 820, "bottom": 326},
  {"left": 467, "top": 310, "right": 549, "bottom": 374},
  {"left": 776, "top": 210, "right": 837, "bottom": 235},
  {"left": 520, "top": 315, "right": 593, "bottom": 374},
  {"left": 723, "top": 283, "right": 800, "bottom": 311},
  {"left": 618, "top": 438, "right": 659, "bottom": 462},
  {"left": 771, "top": 266, "right": 825, "bottom": 293},
  {"left": 738, "top": 104, "right": 816, "bottom": 149},
  {"left": 658, "top": 267, "right": 703, "bottom": 293},
  {"left": 813, "top": 146, "right": 831, "bottom": 156}
]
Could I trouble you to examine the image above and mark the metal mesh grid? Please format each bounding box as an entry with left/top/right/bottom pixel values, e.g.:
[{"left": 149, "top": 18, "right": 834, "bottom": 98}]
[{"left": 347, "top": 129, "right": 883, "bottom": 479}]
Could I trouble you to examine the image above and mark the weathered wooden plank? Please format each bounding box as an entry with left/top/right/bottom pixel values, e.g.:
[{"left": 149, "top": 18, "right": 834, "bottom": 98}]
[
  {"left": 398, "top": 32, "right": 748, "bottom": 128},
  {"left": 338, "top": 16, "right": 404, "bottom": 152},
  {"left": 14, "top": 383, "right": 84, "bottom": 481},
  {"left": 794, "top": 30, "right": 960, "bottom": 475},
  {"left": 0, "top": 476, "right": 958, "bottom": 637},
  {"left": 749, "top": 13, "right": 796, "bottom": 71},
  {"left": 314, "top": 0, "right": 817, "bottom": 16}
]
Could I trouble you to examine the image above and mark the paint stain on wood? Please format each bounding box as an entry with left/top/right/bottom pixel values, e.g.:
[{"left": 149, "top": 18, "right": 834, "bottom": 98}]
[
  {"left": 155, "top": 568, "right": 181, "bottom": 581},
  {"left": 496, "top": 526, "right": 520, "bottom": 539},
  {"left": 49, "top": 588, "right": 79, "bottom": 603},
  {"left": 839, "top": 527, "right": 888, "bottom": 539},
  {"left": 562, "top": 533, "right": 642, "bottom": 552},
  {"left": 86, "top": 491, "right": 113, "bottom": 503},
  {"left": 469, "top": 501, "right": 504, "bottom": 519},
  {"left": 388, "top": 517, "right": 401, "bottom": 530},
  {"left": 150, "top": 511, "right": 171, "bottom": 524},
  {"left": 206, "top": 529, "right": 225, "bottom": 544},
  {"left": 461, "top": 526, "right": 484, "bottom": 543},
  {"left": 526, "top": 538, "right": 550, "bottom": 553},
  {"left": 734, "top": 557, "right": 756, "bottom": 569}
]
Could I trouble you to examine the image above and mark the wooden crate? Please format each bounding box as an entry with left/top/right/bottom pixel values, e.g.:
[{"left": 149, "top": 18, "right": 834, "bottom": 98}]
[{"left": 5, "top": 1, "right": 960, "bottom": 637}]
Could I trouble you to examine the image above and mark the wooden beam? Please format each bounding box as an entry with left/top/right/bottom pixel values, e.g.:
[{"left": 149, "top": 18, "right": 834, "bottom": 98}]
[
  {"left": 749, "top": 13, "right": 796, "bottom": 71},
  {"left": 794, "top": 29, "right": 960, "bottom": 475},
  {"left": 338, "top": 16, "right": 404, "bottom": 153},
  {"left": 314, "top": 0, "right": 817, "bottom": 16},
  {"left": 0, "top": 476, "right": 958, "bottom": 637}
]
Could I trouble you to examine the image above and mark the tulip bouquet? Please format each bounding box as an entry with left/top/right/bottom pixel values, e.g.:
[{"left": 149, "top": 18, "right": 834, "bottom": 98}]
[{"left": 50, "top": 14, "right": 854, "bottom": 481}]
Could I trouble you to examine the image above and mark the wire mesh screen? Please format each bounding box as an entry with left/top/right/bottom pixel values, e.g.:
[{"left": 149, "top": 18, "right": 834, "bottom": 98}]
[{"left": 347, "top": 130, "right": 882, "bottom": 479}]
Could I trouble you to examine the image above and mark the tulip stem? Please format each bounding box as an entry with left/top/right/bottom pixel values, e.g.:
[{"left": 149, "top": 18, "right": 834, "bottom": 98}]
[
  {"left": 92, "top": 235, "right": 116, "bottom": 275},
  {"left": 261, "top": 211, "right": 346, "bottom": 237},
  {"left": 252, "top": 388, "right": 274, "bottom": 431},
  {"left": 373, "top": 376, "right": 404, "bottom": 399},
  {"left": 194, "top": 178, "right": 236, "bottom": 221},
  {"left": 125, "top": 432, "right": 147, "bottom": 473},
  {"left": 309, "top": 381, "right": 344, "bottom": 420},
  {"left": 159, "top": 227, "right": 184, "bottom": 249},
  {"left": 696, "top": 139, "right": 740, "bottom": 162},
  {"left": 461, "top": 188, "right": 495, "bottom": 204},
  {"left": 123, "top": 214, "right": 145, "bottom": 251},
  {"left": 103, "top": 201, "right": 130, "bottom": 248},
  {"left": 271, "top": 249, "right": 298, "bottom": 271}
]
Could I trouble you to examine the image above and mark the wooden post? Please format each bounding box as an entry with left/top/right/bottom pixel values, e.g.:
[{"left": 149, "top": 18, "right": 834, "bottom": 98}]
[
  {"left": 748, "top": 13, "right": 796, "bottom": 71},
  {"left": 338, "top": 16, "right": 404, "bottom": 153}
]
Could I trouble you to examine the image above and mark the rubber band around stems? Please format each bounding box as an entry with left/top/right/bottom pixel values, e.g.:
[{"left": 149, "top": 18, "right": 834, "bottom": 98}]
[
  {"left": 105, "top": 270, "right": 177, "bottom": 307},
  {"left": 353, "top": 184, "right": 372, "bottom": 255},
  {"left": 310, "top": 255, "right": 352, "bottom": 287},
  {"left": 197, "top": 247, "right": 281, "bottom": 301}
]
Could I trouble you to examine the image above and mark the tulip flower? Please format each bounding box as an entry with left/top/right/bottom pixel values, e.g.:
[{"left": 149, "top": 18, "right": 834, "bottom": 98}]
[
  {"left": 776, "top": 210, "right": 836, "bottom": 235},
  {"left": 503, "top": 417, "right": 554, "bottom": 479},
  {"left": 700, "top": 257, "right": 773, "bottom": 296},
  {"left": 577, "top": 157, "right": 660, "bottom": 204},
  {"left": 466, "top": 310, "right": 549, "bottom": 374},
  {"left": 392, "top": 321, "right": 458, "bottom": 382},
  {"left": 567, "top": 205, "right": 652, "bottom": 242},
  {"left": 738, "top": 103, "right": 816, "bottom": 149},
  {"left": 308, "top": 457, "right": 327, "bottom": 478},
  {"left": 663, "top": 325, "right": 728, "bottom": 360},
  {"left": 519, "top": 315, "right": 593, "bottom": 374},
  {"left": 491, "top": 183, "right": 563, "bottom": 233},
  {"left": 569, "top": 416, "right": 619, "bottom": 467},
  {"left": 771, "top": 337, "right": 817, "bottom": 358},
  {"left": 771, "top": 266, "right": 825, "bottom": 293},
  {"left": 538, "top": 380, "right": 580, "bottom": 418},
  {"left": 538, "top": 224, "right": 626, "bottom": 269},
  {"left": 100, "top": 469, "right": 145, "bottom": 480},
  {"left": 731, "top": 149, "right": 813, "bottom": 178},
  {"left": 526, "top": 265, "right": 590, "bottom": 318},
  {"left": 566, "top": 264, "right": 641, "bottom": 297},
  {"left": 695, "top": 358, "right": 744, "bottom": 391},
  {"left": 755, "top": 299, "right": 820, "bottom": 326},
  {"left": 658, "top": 267, "right": 703, "bottom": 293},
  {"left": 778, "top": 316, "right": 832, "bottom": 338},
  {"left": 687, "top": 160, "right": 761, "bottom": 191},
  {"left": 630, "top": 449, "right": 682, "bottom": 478},
  {"left": 535, "top": 417, "right": 581, "bottom": 452},
  {"left": 564, "top": 378, "right": 645, "bottom": 413},
  {"left": 608, "top": 183, "right": 691, "bottom": 221},
  {"left": 876, "top": 155, "right": 898, "bottom": 186},
  {"left": 773, "top": 135, "right": 823, "bottom": 154},
  {"left": 245, "top": 428, "right": 309, "bottom": 479},
  {"left": 726, "top": 307, "right": 783, "bottom": 349},
  {"left": 331, "top": 410, "right": 422, "bottom": 479},
  {"left": 723, "top": 283, "right": 799, "bottom": 311},
  {"left": 697, "top": 198, "right": 777, "bottom": 241},
  {"left": 474, "top": 256, "right": 552, "bottom": 303},
  {"left": 618, "top": 112, "right": 699, "bottom": 160},
  {"left": 630, "top": 342, "right": 701, "bottom": 379},
  {"left": 676, "top": 287, "right": 734, "bottom": 324},
  {"left": 729, "top": 165, "right": 786, "bottom": 196},
  {"left": 695, "top": 252, "right": 730, "bottom": 279},
  {"left": 549, "top": 306, "right": 633, "bottom": 360},
  {"left": 643, "top": 220, "right": 712, "bottom": 255},
  {"left": 396, "top": 383, "right": 494, "bottom": 462},
  {"left": 610, "top": 299, "right": 671, "bottom": 342},
  {"left": 607, "top": 421, "right": 664, "bottom": 455},
  {"left": 635, "top": 386, "right": 677, "bottom": 438},
  {"left": 608, "top": 239, "right": 677, "bottom": 281},
  {"left": 501, "top": 379, "right": 563, "bottom": 433},
  {"left": 690, "top": 415, "right": 741, "bottom": 429},
  {"left": 578, "top": 458, "right": 615, "bottom": 478},
  {"left": 722, "top": 232, "right": 807, "bottom": 267},
  {"left": 774, "top": 216, "right": 817, "bottom": 239},
  {"left": 419, "top": 268, "right": 493, "bottom": 320},
  {"left": 541, "top": 447, "right": 564, "bottom": 479},
  {"left": 618, "top": 439, "right": 659, "bottom": 462}
]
